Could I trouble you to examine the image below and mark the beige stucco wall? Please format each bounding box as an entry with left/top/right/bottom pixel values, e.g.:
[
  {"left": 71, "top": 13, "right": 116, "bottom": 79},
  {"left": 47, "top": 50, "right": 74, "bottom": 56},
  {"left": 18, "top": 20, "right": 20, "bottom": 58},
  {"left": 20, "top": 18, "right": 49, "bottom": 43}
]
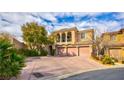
[
  {"left": 12, "top": 38, "right": 25, "bottom": 49},
  {"left": 53, "top": 29, "right": 94, "bottom": 45},
  {"left": 102, "top": 33, "right": 124, "bottom": 44},
  {"left": 78, "top": 30, "right": 94, "bottom": 44}
]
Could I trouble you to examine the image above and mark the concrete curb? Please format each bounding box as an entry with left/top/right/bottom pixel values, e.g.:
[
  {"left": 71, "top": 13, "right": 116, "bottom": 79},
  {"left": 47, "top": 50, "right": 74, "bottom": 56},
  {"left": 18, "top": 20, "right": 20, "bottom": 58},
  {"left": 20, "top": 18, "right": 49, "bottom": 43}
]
[{"left": 39, "top": 65, "right": 124, "bottom": 80}]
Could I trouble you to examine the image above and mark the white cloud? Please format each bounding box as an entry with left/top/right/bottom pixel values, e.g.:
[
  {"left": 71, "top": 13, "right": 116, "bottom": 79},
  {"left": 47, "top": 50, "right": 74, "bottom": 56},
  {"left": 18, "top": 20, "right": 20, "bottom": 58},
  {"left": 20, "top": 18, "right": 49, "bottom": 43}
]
[
  {"left": 114, "top": 12, "right": 124, "bottom": 19},
  {"left": 0, "top": 12, "right": 123, "bottom": 42},
  {"left": 0, "top": 12, "right": 48, "bottom": 41},
  {"left": 30, "top": 13, "right": 57, "bottom": 22}
]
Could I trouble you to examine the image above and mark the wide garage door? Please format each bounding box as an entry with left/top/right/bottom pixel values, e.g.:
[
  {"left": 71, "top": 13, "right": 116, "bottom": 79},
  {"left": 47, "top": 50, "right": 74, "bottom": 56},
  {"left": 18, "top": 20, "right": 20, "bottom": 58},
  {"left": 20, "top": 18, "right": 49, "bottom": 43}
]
[
  {"left": 57, "top": 47, "right": 67, "bottom": 56},
  {"left": 67, "top": 47, "right": 78, "bottom": 56},
  {"left": 79, "top": 46, "right": 91, "bottom": 57}
]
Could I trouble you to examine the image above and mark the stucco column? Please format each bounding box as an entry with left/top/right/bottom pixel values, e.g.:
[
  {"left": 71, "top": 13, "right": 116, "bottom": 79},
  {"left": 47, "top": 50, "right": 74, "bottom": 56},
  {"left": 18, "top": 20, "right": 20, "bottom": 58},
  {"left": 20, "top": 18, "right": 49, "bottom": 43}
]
[
  {"left": 65, "top": 32, "right": 68, "bottom": 43},
  {"left": 60, "top": 33, "right": 62, "bottom": 43},
  {"left": 71, "top": 31, "right": 75, "bottom": 44},
  {"left": 89, "top": 45, "right": 92, "bottom": 54}
]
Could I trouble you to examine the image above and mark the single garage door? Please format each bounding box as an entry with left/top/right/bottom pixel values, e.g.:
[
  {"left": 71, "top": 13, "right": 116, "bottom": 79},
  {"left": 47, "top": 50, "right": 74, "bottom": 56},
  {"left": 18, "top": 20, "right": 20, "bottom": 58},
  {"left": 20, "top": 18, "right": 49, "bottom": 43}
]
[
  {"left": 109, "top": 49, "right": 121, "bottom": 59},
  {"left": 67, "top": 47, "right": 78, "bottom": 56},
  {"left": 79, "top": 46, "right": 91, "bottom": 57},
  {"left": 57, "top": 47, "right": 67, "bottom": 56}
]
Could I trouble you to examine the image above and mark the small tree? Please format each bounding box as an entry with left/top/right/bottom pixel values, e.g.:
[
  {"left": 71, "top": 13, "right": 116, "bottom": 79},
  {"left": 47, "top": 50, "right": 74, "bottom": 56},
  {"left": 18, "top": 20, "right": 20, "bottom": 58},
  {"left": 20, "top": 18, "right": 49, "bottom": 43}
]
[
  {"left": 21, "top": 22, "right": 49, "bottom": 51},
  {"left": 0, "top": 38, "right": 25, "bottom": 80},
  {"left": 92, "top": 36, "right": 103, "bottom": 56}
]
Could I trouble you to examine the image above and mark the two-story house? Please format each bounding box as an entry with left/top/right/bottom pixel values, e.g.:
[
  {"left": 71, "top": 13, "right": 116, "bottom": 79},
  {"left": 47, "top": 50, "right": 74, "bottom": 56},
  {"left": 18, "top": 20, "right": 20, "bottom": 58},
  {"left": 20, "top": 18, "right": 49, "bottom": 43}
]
[
  {"left": 101, "top": 28, "right": 124, "bottom": 60},
  {"left": 50, "top": 27, "right": 94, "bottom": 57}
]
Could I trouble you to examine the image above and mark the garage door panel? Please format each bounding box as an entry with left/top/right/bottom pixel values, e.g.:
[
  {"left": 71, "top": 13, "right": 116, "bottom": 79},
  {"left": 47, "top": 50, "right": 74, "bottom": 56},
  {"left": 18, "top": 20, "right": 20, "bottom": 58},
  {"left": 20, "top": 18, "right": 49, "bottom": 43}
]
[
  {"left": 79, "top": 47, "right": 90, "bottom": 57},
  {"left": 67, "top": 47, "right": 78, "bottom": 56},
  {"left": 110, "top": 49, "right": 121, "bottom": 59},
  {"left": 57, "top": 47, "right": 67, "bottom": 56},
  {"left": 57, "top": 46, "right": 91, "bottom": 57}
]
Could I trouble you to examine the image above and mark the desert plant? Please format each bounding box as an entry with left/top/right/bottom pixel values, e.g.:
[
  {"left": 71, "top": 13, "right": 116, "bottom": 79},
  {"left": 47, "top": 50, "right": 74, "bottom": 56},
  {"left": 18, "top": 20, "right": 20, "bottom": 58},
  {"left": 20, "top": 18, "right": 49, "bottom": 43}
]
[
  {"left": 102, "top": 55, "right": 115, "bottom": 65},
  {"left": 0, "top": 38, "right": 25, "bottom": 80},
  {"left": 111, "top": 57, "right": 118, "bottom": 62}
]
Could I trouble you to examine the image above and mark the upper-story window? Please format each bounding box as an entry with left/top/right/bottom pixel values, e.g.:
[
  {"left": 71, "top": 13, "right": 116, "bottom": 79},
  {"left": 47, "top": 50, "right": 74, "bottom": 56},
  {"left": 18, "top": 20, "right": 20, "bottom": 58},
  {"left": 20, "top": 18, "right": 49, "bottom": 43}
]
[
  {"left": 62, "top": 33, "right": 66, "bottom": 42},
  {"left": 81, "top": 32, "right": 86, "bottom": 39},
  {"left": 56, "top": 34, "right": 60, "bottom": 42},
  {"left": 67, "top": 32, "right": 72, "bottom": 42},
  {"left": 111, "top": 35, "right": 116, "bottom": 41}
]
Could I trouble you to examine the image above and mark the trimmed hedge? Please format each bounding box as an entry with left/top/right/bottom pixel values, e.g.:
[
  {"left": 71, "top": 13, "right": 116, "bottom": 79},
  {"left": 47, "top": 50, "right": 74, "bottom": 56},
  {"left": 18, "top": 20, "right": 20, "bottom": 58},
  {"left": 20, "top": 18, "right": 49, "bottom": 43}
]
[{"left": 17, "top": 49, "right": 48, "bottom": 57}]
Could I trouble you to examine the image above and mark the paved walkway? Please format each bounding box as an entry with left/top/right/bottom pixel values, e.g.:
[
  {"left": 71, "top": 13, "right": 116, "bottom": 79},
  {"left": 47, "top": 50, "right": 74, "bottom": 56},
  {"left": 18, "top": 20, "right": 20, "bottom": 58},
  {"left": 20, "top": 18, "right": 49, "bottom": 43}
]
[
  {"left": 63, "top": 67, "right": 124, "bottom": 80},
  {"left": 17, "top": 56, "right": 105, "bottom": 80}
]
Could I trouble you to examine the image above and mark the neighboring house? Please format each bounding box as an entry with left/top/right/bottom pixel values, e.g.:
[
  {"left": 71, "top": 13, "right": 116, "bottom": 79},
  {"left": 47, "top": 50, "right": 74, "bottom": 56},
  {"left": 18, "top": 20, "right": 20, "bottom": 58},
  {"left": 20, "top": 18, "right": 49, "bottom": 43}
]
[
  {"left": 50, "top": 27, "right": 94, "bottom": 57},
  {"left": 10, "top": 37, "right": 26, "bottom": 49},
  {"left": 101, "top": 28, "right": 124, "bottom": 60},
  {"left": 0, "top": 34, "right": 25, "bottom": 49}
]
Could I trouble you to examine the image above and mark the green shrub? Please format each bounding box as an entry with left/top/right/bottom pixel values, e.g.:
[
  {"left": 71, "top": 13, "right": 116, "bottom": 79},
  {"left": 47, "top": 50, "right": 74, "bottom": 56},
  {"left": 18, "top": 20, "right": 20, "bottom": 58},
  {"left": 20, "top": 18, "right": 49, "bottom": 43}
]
[
  {"left": 39, "top": 49, "right": 48, "bottom": 56},
  {"left": 17, "top": 48, "right": 48, "bottom": 57},
  {"left": 51, "top": 49, "right": 55, "bottom": 56},
  {"left": 0, "top": 38, "right": 25, "bottom": 80},
  {"left": 111, "top": 57, "right": 118, "bottom": 62},
  {"left": 102, "top": 55, "right": 115, "bottom": 65},
  {"left": 121, "top": 60, "right": 124, "bottom": 64}
]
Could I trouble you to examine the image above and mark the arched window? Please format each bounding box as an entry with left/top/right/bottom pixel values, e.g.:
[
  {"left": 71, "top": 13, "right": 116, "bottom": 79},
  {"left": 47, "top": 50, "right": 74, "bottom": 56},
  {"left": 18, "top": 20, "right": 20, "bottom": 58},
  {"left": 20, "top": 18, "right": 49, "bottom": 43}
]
[
  {"left": 67, "top": 32, "right": 72, "bottom": 42},
  {"left": 56, "top": 34, "right": 60, "bottom": 42},
  {"left": 62, "top": 33, "right": 66, "bottom": 42}
]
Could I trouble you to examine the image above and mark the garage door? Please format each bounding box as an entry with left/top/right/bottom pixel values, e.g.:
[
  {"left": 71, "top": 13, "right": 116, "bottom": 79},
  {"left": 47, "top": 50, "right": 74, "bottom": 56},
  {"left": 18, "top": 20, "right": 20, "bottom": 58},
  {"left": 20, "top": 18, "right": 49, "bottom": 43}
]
[
  {"left": 67, "top": 47, "right": 78, "bottom": 56},
  {"left": 57, "top": 46, "right": 91, "bottom": 57},
  {"left": 110, "top": 49, "right": 121, "bottom": 59},
  {"left": 57, "top": 47, "right": 67, "bottom": 56},
  {"left": 79, "top": 46, "right": 91, "bottom": 57}
]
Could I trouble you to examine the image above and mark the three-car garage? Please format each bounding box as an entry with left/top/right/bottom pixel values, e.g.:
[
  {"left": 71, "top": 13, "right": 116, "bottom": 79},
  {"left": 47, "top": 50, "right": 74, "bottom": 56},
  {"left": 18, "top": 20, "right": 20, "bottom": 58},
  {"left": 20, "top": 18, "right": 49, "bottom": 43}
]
[{"left": 57, "top": 45, "right": 92, "bottom": 57}]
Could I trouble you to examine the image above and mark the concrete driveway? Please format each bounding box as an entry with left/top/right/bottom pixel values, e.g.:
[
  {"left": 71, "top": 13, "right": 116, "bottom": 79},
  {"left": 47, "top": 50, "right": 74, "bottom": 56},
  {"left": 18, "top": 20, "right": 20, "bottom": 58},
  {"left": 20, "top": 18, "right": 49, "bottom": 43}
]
[{"left": 18, "top": 56, "right": 105, "bottom": 80}]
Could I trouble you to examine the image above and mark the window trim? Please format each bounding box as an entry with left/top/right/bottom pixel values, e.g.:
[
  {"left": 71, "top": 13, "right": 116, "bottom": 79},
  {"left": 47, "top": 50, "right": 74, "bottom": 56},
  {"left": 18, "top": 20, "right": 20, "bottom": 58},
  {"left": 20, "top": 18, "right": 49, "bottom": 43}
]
[
  {"left": 111, "top": 35, "right": 116, "bottom": 41},
  {"left": 81, "top": 32, "right": 86, "bottom": 39},
  {"left": 67, "top": 32, "right": 72, "bottom": 42}
]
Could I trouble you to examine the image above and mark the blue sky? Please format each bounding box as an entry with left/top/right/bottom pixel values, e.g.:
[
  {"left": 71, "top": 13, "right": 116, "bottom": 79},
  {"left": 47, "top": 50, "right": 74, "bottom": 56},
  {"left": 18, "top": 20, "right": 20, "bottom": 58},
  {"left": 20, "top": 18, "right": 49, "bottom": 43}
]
[{"left": 0, "top": 12, "right": 124, "bottom": 41}]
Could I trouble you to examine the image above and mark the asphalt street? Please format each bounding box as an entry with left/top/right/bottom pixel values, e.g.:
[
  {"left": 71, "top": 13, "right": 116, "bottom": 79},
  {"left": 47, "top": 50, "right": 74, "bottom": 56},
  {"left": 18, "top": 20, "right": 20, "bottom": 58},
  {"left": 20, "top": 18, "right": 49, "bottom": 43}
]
[{"left": 63, "top": 67, "right": 124, "bottom": 80}]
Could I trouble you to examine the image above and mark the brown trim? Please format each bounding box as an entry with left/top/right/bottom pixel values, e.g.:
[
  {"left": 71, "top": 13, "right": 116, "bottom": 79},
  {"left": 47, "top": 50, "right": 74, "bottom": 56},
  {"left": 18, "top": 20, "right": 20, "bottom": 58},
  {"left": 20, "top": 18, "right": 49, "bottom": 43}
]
[
  {"left": 105, "top": 43, "right": 124, "bottom": 47},
  {"left": 109, "top": 48, "right": 122, "bottom": 49},
  {"left": 78, "top": 47, "right": 79, "bottom": 56},
  {"left": 56, "top": 44, "right": 90, "bottom": 48}
]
